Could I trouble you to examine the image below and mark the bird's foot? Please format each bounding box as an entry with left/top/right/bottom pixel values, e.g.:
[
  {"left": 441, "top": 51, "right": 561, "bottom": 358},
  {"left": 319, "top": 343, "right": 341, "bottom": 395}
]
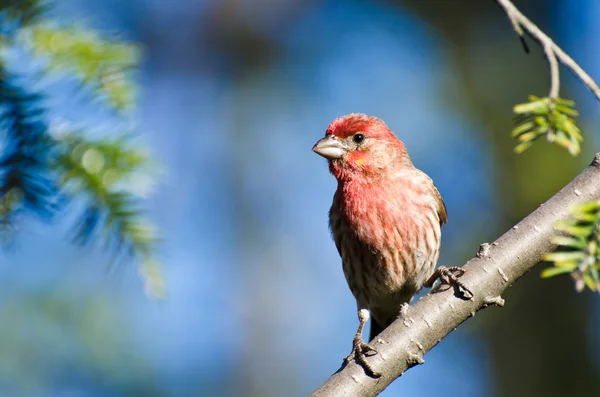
[
  {"left": 343, "top": 335, "right": 381, "bottom": 378},
  {"left": 425, "top": 266, "right": 473, "bottom": 300}
]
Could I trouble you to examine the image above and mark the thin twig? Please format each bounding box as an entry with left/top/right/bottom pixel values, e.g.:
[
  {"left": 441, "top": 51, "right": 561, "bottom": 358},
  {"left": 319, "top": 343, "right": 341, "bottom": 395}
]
[
  {"left": 496, "top": 0, "right": 600, "bottom": 102},
  {"left": 543, "top": 42, "right": 560, "bottom": 99},
  {"left": 542, "top": 41, "right": 559, "bottom": 140},
  {"left": 502, "top": 2, "right": 529, "bottom": 53}
]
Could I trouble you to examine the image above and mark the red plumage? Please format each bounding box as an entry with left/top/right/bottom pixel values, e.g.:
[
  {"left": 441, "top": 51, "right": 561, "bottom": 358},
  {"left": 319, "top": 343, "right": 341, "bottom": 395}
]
[{"left": 313, "top": 114, "right": 446, "bottom": 375}]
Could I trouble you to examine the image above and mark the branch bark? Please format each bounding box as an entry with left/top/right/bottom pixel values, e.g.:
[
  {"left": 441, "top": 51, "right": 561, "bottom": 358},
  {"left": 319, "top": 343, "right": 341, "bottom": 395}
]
[{"left": 310, "top": 153, "right": 600, "bottom": 397}]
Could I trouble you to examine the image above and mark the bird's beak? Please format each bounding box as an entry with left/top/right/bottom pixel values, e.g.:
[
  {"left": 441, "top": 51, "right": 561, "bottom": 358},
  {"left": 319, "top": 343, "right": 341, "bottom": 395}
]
[{"left": 312, "top": 135, "right": 348, "bottom": 160}]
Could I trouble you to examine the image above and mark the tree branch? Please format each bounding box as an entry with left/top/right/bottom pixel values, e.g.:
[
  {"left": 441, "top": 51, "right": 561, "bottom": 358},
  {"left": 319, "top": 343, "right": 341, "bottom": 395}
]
[
  {"left": 496, "top": 0, "right": 600, "bottom": 102},
  {"left": 310, "top": 153, "right": 600, "bottom": 396}
]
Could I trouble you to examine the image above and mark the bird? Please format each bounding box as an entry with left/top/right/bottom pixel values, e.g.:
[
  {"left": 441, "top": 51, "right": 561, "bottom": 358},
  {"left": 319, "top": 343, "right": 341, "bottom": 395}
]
[{"left": 312, "top": 113, "right": 461, "bottom": 377}]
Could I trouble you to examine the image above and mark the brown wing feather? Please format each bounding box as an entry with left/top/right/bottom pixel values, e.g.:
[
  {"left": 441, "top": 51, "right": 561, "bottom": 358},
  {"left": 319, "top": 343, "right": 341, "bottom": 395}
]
[{"left": 432, "top": 183, "right": 447, "bottom": 225}]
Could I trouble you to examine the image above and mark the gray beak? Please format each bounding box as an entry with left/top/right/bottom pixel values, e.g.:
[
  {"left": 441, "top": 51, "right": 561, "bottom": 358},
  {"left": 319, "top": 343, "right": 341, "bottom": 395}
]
[{"left": 312, "top": 135, "right": 348, "bottom": 160}]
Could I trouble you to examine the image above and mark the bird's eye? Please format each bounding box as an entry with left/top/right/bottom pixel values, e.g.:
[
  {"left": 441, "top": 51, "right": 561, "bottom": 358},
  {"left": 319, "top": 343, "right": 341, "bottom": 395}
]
[{"left": 353, "top": 133, "right": 366, "bottom": 144}]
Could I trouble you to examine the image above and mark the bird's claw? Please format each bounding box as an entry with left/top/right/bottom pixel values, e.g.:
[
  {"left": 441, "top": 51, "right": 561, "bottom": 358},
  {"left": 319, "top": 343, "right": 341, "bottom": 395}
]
[
  {"left": 425, "top": 266, "right": 473, "bottom": 300},
  {"left": 343, "top": 337, "right": 381, "bottom": 378}
]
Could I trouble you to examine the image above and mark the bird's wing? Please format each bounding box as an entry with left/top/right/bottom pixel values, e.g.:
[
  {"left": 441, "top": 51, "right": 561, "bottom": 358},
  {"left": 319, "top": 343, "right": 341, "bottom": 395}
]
[{"left": 432, "top": 184, "right": 447, "bottom": 225}]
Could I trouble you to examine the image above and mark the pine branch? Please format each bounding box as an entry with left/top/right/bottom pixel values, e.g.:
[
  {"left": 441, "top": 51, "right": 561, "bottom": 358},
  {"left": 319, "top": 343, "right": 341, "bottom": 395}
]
[
  {"left": 52, "top": 133, "right": 164, "bottom": 298},
  {"left": 0, "top": 2, "right": 162, "bottom": 296},
  {"left": 0, "top": 69, "right": 58, "bottom": 235},
  {"left": 310, "top": 153, "right": 600, "bottom": 397},
  {"left": 0, "top": 66, "right": 163, "bottom": 297},
  {"left": 0, "top": 0, "right": 47, "bottom": 26},
  {"left": 22, "top": 23, "right": 140, "bottom": 112}
]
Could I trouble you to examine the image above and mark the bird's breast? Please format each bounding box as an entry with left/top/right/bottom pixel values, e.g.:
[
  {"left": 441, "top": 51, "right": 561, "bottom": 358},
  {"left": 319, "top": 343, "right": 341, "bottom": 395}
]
[{"left": 330, "top": 178, "right": 442, "bottom": 307}]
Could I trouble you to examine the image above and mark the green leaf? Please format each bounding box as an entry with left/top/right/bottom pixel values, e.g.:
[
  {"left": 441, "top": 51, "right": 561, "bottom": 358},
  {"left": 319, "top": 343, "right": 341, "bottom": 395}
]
[
  {"left": 561, "top": 224, "right": 595, "bottom": 237},
  {"left": 511, "top": 121, "right": 535, "bottom": 137},
  {"left": 553, "top": 260, "right": 581, "bottom": 269},
  {"left": 514, "top": 99, "right": 549, "bottom": 115},
  {"left": 582, "top": 273, "right": 598, "bottom": 291},
  {"left": 561, "top": 119, "right": 583, "bottom": 140},
  {"left": 572, "top": 200, "right": 600, "bottom": 214},
  {"left": 556, "top": 97, "right": 576, "bottom": 106},
  {"left": 555, "top": 104, "right": 579, "bottom": 116},
  {"left": 543, "top": 251, "right": 586, "bottom": 262},
  {"left": 541, "top": 265, "right": 577, "bottom": 278},
  {"left": 551, "top": 235, "right": 586, "bottom": 249},
  {"left": 571, "top": 212, "right": 598, "bottom": 223},
  {"left": 534, "top": 116, "right": 548, "bottom": 126},
  {"left": 514, "top": 140, "right": 534, "bottom": 154},
  {"left": 554, "top": 218, "right": 578, "bottom": 230},
  {"left": 553, "top": 132, "right": 580, "bottom": 156},
  {"left": 567, "top": 142, "right": 580, "bottom": 157},
  {"left": 544, "top": 199, "right": 600, "bottom": 292},
  {"left": 512, "top": 95, "right": 584, "bottom": 155},
  {"left": 517, "top": 131, "right": 540, "bottom": 142}
]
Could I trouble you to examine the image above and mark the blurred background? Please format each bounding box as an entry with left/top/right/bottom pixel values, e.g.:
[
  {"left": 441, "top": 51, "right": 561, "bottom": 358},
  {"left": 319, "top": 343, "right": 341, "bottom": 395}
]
[{"left": 2, "top": 0, "right": 600, "bottom": 396}]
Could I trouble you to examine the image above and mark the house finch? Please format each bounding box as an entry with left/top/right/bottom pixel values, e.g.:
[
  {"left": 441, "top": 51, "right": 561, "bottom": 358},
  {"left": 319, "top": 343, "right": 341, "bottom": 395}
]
[{"left": 313, "top": 114, "right": 456, "bottom": 377}]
